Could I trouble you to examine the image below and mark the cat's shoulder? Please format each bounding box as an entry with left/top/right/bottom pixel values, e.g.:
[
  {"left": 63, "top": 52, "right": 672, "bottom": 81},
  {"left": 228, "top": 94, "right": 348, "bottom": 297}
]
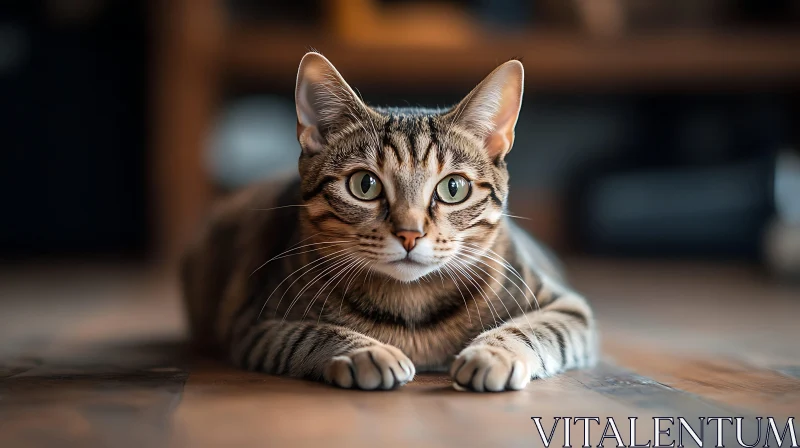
[
  {"left": 505, "top": 219, "right": 566, "bottom": 282},
  {"left": 188, "top": 174, "right": 300, "bottom": 249},
  {"left": 212, "top": 174, "right": 300, "bottom": 218},
  {"left": 241, "top": 174, "right": 301, "bottom": 209}
]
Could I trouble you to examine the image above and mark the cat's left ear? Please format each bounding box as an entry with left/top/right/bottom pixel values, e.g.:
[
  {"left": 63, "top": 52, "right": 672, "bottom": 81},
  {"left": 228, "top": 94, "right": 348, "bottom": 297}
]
[
  {"left": 449, "top": 60, "right": 524, "bottom": 160},
  {"left": 295, "top": 52, "right": 369, "bottom": 155}
]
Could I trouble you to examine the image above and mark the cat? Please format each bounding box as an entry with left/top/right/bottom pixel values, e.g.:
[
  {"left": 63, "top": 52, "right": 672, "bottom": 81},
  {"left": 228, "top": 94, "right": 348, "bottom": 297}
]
[{"left": 181, "top": 52, "right": 598, "bottom": 392}]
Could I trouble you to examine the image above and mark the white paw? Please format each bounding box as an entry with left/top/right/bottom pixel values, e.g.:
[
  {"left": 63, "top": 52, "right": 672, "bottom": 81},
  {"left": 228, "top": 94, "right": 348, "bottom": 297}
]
[
  {"left": 450, "top": 345, "right": 530, "bottom": 392},
  {"left": 324, "top": 344, "right": 415, "bottom": 390}
]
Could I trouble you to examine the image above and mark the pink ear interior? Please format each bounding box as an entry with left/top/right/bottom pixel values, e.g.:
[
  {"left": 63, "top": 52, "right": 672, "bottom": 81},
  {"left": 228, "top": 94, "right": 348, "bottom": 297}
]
[
  {"left": 452, "top": 60, "right": 524, "bottom": 160},
  {"left": 294, "top": 52, "right": 366, "bottom": 154}
]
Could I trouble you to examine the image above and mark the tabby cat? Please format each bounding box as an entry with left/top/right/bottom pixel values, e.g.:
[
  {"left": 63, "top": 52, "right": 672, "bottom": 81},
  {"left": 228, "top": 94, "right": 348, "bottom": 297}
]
[{"left": 181, "top": 52, "right": 598, "bottom": 392}]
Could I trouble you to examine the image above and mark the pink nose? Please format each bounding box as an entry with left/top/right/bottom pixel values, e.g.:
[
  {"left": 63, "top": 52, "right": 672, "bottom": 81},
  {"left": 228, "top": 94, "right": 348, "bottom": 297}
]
[{"left": 394, "top": 230, "right": 424, "bottom": 252}]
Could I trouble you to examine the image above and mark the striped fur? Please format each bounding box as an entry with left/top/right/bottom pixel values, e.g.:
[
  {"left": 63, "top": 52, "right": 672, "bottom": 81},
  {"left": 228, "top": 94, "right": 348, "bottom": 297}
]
[{"left": 182, "top": 53, "right": 598, "bottom": 391}]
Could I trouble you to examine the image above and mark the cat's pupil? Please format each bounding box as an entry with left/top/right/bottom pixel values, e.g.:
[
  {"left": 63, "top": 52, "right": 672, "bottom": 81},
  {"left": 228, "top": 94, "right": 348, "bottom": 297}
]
[
  {"left": 448, "top": 178, "right": 458, "bottom": 198},
  {"left": 360, "top": 174, "right": 372, "bottom": 194}
]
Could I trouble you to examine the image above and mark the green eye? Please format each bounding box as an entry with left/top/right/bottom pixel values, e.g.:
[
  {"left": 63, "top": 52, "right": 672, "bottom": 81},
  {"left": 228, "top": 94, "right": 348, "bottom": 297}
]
[
  {"left": 436, "top": 174, "right": 470, "bottom": 204},
  {"left": 348, "top": 171, "right": 383, "bottom": 200}
]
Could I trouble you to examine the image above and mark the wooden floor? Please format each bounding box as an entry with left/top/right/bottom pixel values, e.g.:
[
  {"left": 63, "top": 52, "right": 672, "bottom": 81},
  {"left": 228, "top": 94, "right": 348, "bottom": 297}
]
[{"left": 0, "top": 259, "right": 798, "bottom": 447}]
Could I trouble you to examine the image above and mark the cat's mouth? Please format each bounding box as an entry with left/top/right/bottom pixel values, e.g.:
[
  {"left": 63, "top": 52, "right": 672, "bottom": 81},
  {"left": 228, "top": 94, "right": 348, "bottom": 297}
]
[
  {"left": 374, "top": 255, "right": 439, "bottom": 282},
  {"left": 390, "top": 257, "right": 426, "bottom": 267}
]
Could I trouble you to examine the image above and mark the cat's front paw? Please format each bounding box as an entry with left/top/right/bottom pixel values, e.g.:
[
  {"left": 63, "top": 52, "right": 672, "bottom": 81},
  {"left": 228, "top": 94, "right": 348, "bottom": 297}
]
[
  {"left": 450, "top": 345, "right": 530, "bottom": 392},
  {"left": 324, "top": 344, "right": 415, "bottom": 390}
]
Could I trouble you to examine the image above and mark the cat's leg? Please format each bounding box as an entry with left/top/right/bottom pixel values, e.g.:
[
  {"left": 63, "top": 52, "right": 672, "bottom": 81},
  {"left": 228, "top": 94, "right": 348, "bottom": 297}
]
[
  {"left": 450, "top": 278, "right": 598, "bottom": 392},
  {"left": 232, "top": 320, "right": 416, "bottom": 390}
]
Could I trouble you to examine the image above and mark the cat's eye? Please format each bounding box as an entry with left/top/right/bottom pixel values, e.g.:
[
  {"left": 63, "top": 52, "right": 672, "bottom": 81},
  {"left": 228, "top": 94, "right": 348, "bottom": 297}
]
[
  {"left": 348, "top": 171, "right": 383, "bottom": 201},
  {"left": 436, "top": 174, "right": 471, "bottom": 204}
]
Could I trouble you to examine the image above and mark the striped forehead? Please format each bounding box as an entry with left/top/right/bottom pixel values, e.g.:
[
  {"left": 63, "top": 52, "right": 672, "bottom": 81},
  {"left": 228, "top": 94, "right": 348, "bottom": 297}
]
[
  {"left": 322, "top": 112, "right": 490, "bottom": 188},
  {"left": 381, "top": 115, "right": 435, "bottom": 162},
  {"left": 377, "top": 116, "right": 438, "bottom": 203}
]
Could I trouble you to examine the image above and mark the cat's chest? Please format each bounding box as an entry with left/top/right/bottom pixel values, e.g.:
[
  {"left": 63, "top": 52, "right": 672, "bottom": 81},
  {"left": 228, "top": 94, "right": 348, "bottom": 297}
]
[
  {"left": 342, "top": 316, "right": 480, "bottom": 371},
  {"left": 394, "top": 330, "right": 470, "bottom": 371},
  {"left": 324, "top": 282, "right": 483, "bottom": 370}
]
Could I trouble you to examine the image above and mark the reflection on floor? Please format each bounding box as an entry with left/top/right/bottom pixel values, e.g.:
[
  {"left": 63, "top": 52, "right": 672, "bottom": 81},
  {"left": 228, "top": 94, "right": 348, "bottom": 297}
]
[{"left": 0, "top": 259, "right": 798, "bottom": 447}]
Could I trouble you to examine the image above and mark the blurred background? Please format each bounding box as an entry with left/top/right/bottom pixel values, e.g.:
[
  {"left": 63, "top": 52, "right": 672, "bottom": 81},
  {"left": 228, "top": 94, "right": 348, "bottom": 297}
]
[
  {"left": 0, "top": 5, "right": 799, "bottom": 443},
  {"left": 1, "top": 0, "right": 799, "bottom": 279}
]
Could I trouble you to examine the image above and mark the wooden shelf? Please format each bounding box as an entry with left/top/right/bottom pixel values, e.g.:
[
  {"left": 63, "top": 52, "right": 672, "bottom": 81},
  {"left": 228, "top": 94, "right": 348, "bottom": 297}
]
[
  {"left": 152, "top": 0, "right": 800, "bottom": 260},
  {"left": 225, "top": 28, "right": 800, "bottom": 90}
]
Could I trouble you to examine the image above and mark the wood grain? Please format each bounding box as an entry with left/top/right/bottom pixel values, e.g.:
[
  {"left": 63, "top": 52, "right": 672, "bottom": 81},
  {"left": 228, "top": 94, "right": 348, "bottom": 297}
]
[
  {"left": 0, "top": 260, "right": 798, "bottom": 447},
  {"left": 606, "top": 344, "right": 800, "bottom": 415}
]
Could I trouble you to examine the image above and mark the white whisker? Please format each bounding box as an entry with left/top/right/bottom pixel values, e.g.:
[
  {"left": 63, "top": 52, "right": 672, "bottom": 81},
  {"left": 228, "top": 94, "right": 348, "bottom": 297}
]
[
  {"left": 257, "top": 247, "right": 354, "bottom": 320},
  {"left": 442, "top": 264, "right": 473, "bottom": 326},
  {"left": 250, "top": 240, "right": 355, "bottom": 277},
  {"left": 283, "top": 253, "right": 357, "bottom": 322},
  {"left": 249, "top": 204, "right": 310, "bottom": 212},
  {"left": 287, "top": 232, "right": 321, "bottom": 250},
  {"left": 306, "top": 255, "right": 361, "bottom": 321},
  {"left": 460, "top": 243, "right": 539, "bottom": 310},
  {"left": 449, "top": 260, "right": 499, "bottom": 327},
  {"left": 453, "top": 258, "right": 511, "bottom": 324},
  {"left": 501, "top": 213, "right": 531, "bottom": 220},
  {"left": 338, "top": 258, "right": 371, "bottom": 320},
  {"left": 454, "top": 253, "right": 533, "bottom": 332}
]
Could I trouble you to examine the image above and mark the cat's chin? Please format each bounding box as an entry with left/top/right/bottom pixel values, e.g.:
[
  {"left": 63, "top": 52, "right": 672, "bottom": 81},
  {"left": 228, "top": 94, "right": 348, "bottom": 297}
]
[{"left": 372, "top": 260, "right": 439, "bottom": 283}]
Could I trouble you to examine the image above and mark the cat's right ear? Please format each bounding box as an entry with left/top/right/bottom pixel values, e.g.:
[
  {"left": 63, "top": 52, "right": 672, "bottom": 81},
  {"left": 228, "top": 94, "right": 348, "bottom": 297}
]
[
  {"left": 295, "top": 52, "right": 366, "bottom": 155},
  {"left": 448, "top": 60, "right": 524, "bottom": 161}
]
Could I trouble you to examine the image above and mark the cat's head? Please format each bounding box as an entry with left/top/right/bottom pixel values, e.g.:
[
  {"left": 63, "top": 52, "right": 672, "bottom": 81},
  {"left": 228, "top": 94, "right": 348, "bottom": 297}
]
[{"left": 294, "top": 52, "right": 523, "bottom": 282}]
